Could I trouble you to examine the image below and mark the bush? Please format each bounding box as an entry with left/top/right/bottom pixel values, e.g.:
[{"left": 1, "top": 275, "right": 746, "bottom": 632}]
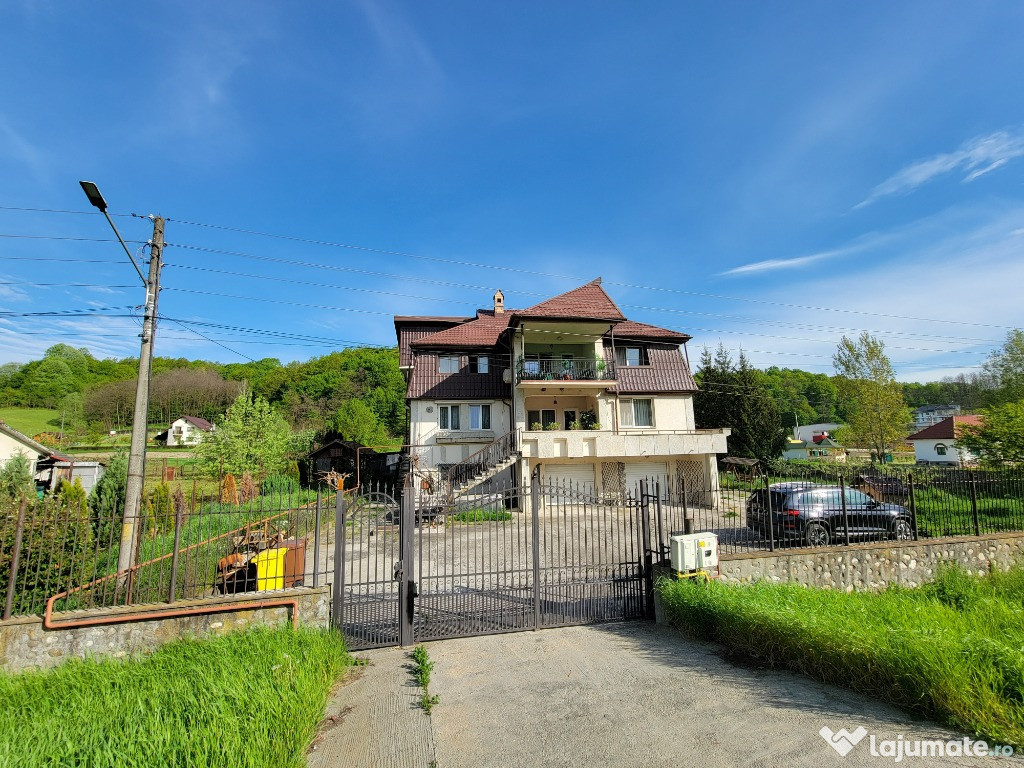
[
  {"left": 261, "top": 474, "right": 299, "bottom": 497},
  {"left": 238, "top": 472, "right": 259, "bottom": 504},
  {"left": 221, "top": 473, "right": 239, "bottom": 505},
  {"left": 143, "top": 483, "right": 174, "bottom": 536},
  {"left": 88, "top": 452, "right": 127, "bottom": 545},
  {"left": 0, "top": 452, "right": 35, "bottom": 508}
]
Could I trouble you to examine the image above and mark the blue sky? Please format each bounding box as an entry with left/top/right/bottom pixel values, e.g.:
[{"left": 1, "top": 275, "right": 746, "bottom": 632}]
[{"left": 1, "top": 1, "right": 1023, "bottom": 382}]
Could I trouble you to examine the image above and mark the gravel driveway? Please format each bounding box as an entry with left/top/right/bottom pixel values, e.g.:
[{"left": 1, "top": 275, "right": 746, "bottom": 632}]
[{"left": 311, "top": 622, "right": 1019, "bottom": 767}]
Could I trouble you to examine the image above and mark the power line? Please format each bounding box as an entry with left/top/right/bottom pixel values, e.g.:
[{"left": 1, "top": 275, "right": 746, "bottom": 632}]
[
  {"left": 0, "top": 233, "right": 147, "bottom": 244},
  {"left": 161, "top": 219, "right": 1016, "bottom": 331}
]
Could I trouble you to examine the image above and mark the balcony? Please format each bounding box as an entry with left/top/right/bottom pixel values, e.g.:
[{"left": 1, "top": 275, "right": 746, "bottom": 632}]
[
  {"left": 518, "top": 428, "right": 731, "bottom": 460},
  {"left": 516, "top": 357, "right": 616, "bottom": 387}
]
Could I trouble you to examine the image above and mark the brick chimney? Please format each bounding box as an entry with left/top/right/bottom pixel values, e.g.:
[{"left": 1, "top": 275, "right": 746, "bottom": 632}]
[{"left": 493, "top": 289, "right": 505, "bottom": 314}]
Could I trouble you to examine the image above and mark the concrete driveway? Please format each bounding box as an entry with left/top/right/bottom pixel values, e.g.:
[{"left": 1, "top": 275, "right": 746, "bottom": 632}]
[{"left": 310, "top": 622, "right": 1019, "bottom": 767}]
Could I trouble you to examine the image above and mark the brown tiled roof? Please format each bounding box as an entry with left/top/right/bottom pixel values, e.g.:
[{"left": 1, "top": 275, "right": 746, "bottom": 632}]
[
  {"left": 394, "top": 315, "right": 472, "bottom": 323},
  {"left": 515, "top": 278, "right": 626, "bottom": 322},
  {"left": 907, "top": 414, "right": 983, "bottom": 441},
  {"left": 606, "top": 345, "right": 698, "bottom": 394},
  {"left": 610, "top": 321, "right": 690, "bottom": 343},
  {"left": 410, "top": 311, "right": 514, "bottom": 348}
]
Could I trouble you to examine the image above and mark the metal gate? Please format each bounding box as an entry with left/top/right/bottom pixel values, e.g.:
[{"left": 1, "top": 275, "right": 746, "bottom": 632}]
[{"left": 333, "top": 472, "right": 656, "bottom": 650}]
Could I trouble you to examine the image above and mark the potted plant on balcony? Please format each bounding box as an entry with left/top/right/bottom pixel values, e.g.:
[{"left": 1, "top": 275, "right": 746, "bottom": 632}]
[
  {"left": 544, "top": 422, "right": 560, "bottom": 431},
  {"left": 568, "top": 420, "right": 583, "bottom": 430},
  {"left": 581, "top": 410, "right": 600, "bottom": 430},
  {"left": 560, "top": 359, "right": 573, "bottom": 380},
  {"left": 530, "top": 422, "right": 543, "bottom": 432},
  {"left": 595, "top": 359, "right": 606, "bottom": 378}
]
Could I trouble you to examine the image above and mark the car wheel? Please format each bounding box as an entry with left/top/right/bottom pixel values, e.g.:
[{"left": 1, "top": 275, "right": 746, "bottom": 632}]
[
  {"left": 804, "top": 521, "right": 830, "bottom": 547},
  {"left": 891, "top": 519, "right": 913, "bottom": 541}
]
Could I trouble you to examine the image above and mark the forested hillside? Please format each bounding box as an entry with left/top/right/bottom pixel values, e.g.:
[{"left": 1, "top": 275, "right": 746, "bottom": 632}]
[{"left": 0, "top": 344, "right": 405, "bottom": 445}]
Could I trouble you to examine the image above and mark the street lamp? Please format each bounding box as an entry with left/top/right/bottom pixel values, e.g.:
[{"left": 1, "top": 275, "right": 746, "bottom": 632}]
[
  {"left": 79, "top": 181, "right": 146, "bottom": 284},
  {"left": 80, "top": 181, "right": 165, "bottom": 595}
]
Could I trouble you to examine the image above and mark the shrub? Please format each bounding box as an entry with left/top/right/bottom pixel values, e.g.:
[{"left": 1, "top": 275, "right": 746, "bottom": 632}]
[
  {"left": 221, "top": 473, "right": 239, "bottom": 505},
  {"left": 88, "top": 452, "right": 127, "bottom": 545},
  {"left": 238, "top": 472, "right": 259, "bottom": 504},
  {"left": 144, "top": 483, "right": 174, "bottom": 536},
  {"left": 261, "top": 474, "right": 299, "bottom": 497},
  {"left": 0, "top": 452, "right": 35, "bottom": 508}
]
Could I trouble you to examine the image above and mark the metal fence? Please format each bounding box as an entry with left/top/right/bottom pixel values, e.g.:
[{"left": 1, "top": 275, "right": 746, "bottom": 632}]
[
  {"left": 668, "top": 462, "right": 1024, "bottom": 556},
  {"left": 2, "top": 483, "right": 339, "bottom": 620}
]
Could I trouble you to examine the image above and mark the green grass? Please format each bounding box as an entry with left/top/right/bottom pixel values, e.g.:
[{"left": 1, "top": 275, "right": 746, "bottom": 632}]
[
  {"left": 410, "top": 645, "right": 439, "bottom": 714},
  {"left": 0, "top": 627, "right": 352, "bottom": 768},
  {"left": 0, "top": 407, "right": 61, "bottom": 436},
  {"left": 657, "top": 565, "right": 1024, "bottom": 747},
  {"left": 449, "top": 509, "right": 513, "bottom": 524}
]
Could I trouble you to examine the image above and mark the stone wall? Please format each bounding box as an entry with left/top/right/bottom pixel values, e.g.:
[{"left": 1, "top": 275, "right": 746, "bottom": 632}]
[
  {"left": 716, "top": 533, "right": 1024, "bottom": 591},
  {"left": 0, "top": 586, "right": 331, "bottom": 673}
]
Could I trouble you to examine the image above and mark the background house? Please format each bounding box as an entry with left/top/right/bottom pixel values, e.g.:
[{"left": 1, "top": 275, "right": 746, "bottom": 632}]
[
  {"left": 907, "top": 414, "right": 982, "bottom": 465},
  {"left": 913, "top": 404, "right": 961, "bottom": 431},
  {"left": 165, "top": 416, "right": 214, "bottom": 447},
  {"left": 0, "top": 421, "right": 97, "bottom": 494},
  {"left": 783, "top": 424, "right": 846, "bottom": 462}
]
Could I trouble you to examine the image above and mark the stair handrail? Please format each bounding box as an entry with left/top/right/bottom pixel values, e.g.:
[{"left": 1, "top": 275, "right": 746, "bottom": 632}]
[{"left": 444, "top": 429, "right": 519, "bottom": 494}]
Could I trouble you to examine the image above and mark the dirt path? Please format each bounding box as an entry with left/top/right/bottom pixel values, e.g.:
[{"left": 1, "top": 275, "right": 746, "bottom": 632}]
[{"left": 314, "top": 622, "right": 1018, "bottom": 767}]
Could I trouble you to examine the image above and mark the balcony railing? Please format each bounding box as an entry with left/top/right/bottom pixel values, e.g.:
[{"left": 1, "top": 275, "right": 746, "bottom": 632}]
[{"left": 516, "top": 357, "right": 615, "bottom": 383}]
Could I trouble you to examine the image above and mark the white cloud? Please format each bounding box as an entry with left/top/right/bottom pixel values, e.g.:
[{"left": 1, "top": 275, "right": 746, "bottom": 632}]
[
  {"left": 720, "top": 251, "right": 836, "bottom": 276},
  {"left": 856, "top": 129, "right": 1024, "bottom": 208},
  {"left": 698, "top": 204, "right": 1024, "bottom": 381}
]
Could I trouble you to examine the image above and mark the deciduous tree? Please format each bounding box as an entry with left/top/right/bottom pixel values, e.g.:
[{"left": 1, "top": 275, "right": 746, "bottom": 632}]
[{"left": 833, "top": 333, "right": 910, "bottom": 459}]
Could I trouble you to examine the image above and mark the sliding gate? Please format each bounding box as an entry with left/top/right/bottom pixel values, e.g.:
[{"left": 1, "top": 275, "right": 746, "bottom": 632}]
[{"left": 333, "top": 474, "right": 654, "bottom": 650}]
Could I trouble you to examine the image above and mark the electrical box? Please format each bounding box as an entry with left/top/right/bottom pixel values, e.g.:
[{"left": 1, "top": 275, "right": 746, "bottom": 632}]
[{"left": 669, "top": 533, "right": 719, "bottom": 574}]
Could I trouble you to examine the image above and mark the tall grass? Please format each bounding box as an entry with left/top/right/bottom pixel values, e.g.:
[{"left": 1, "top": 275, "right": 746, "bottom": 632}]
[
  {"left": 657, "top": 564, "right": 1024, "bottom": 747},
  {"left": 0, "top": 627, "right": 351, "bottom": 768}
]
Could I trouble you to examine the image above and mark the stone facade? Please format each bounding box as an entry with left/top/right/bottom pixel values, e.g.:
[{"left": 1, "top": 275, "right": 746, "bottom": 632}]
[
  {"left": 0, "top": 586, "right": 331, "bottom": 673},
  {"left": 716, "top": 533, "right": 1024, "bottom": 591}
]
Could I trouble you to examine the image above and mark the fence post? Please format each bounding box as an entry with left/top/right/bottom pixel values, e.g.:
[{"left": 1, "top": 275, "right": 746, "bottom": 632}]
[
  {"left": 531, "top": 468, "right": 541, "bottom": 630},
  {"left": 908, "top": 471, "right": 919, "bottom": 541},
  {"left": 332, "top": 489, "right": 346, "bottom": 632},
  {"left": 398, "top": 479, "right": 415, "bottom": 646},
  {"left": 764, "top": 474, "right": 775, "bottom": 553},
  {"left": 3, "top": 498, "right": 28, "bottom": 621},
  {"left": 312, "top": 487, "right": 322, "bottom": 589},
  {"left": 839, "top": 476, "right": 851, "bottom": 546},
  {"left": 639, "top": 480, "right": 654, "bottom": 620},
  {"left": 969, "top": 473, "right": 981, "bottom": 536},
  {"left": 655, "top": 482, "right": 666, "bottom": 561},
  {"left": 167, "top": 507, "right": 184, "bottom": 604}
]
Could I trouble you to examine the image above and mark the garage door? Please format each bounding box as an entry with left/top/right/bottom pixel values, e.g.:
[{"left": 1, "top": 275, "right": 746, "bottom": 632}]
[
  {"left": 544, "top": 463, "right": 596, "bottom": 497},
  {"left": 624, "top": 462, "right": 668, "bottom": 499}
]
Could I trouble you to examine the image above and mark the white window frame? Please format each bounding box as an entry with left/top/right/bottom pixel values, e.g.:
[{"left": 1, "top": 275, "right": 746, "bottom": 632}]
[
  {"left": 471, "top": 355, "right": 489, "bottom": 374},
  {"left": 439, "top": 404, "right": 460, "bottom": 430},
  {"left": 469, "top": 404, "right": 491, "bottom": 430},
  {"left": 619, "top": 398, "right": 654, "bottom": 428},
  {"left": 439, "top": 355, "right": 460, "bottom": 374},
  {"left": 935, "top": 443, "right": 948, "bottom": 456},
  {"left": 615, "top": 346, "right": 648, "bottom": 367}
]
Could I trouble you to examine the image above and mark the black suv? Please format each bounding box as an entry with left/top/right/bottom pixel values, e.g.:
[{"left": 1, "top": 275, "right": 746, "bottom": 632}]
[{"left": 746, "top": 482, "right": 913, "bottom": 547}]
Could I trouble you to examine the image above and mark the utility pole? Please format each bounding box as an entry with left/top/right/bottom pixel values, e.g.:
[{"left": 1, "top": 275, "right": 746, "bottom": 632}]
[
  {"left": 117, "top": 216, "right": 163, "bottom": 589},
  {"left": 79, "top": 182, "right": 165, "bottom": 594}
]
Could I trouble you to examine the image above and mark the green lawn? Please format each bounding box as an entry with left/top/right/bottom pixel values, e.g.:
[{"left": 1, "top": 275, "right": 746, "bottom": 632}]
[
  {"left": 0, "top": 627, "right": 352, "bottom": 768},
  {"left": 0, "top": 407, "right": 61, "bottom": 437},
  {"left": 658, "top": 565, "right": 1024, "bottom": 747}
]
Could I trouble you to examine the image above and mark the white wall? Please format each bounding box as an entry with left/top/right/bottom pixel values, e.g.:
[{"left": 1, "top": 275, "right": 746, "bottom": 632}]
[
  {"left": 0, "top": 431, "right": 42, "bottom": 476},
  {"left": 913, "top": 439, "right": 974, "bottom": 465},
  {"left": 409, "top": 399, "right": 512, "bottom": 469}
]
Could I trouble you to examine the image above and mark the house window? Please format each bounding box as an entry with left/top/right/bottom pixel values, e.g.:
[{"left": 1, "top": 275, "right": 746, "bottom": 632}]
[
  {"left": 524, "top": 354, "right": 540, "bottom": 376},
  {"left": 469, "top": 355, "right": 490, "bottom": 374},
  {"left": 469, "top": 404, "right": 491, "bottom": 430},
  {"left": 439, "top": 404, "right": 460, "bottom": 430},
  {"left": 528, "top": 409, "right": 556, "bottom": 429},
  {"left": 619, "top": 398, "right": 654, "bottom": 428},
  {"left": 439, "top": 355, "right": 460, "bottom": 374},
  {"left": 563, "top": 410, "right": 577, "bottom": 429},
  {"left": 615, "top": 346, "right": 648, "bottom": 366},
  {"left": 935, "top": 443, "right": 948, "bottom": 456}
]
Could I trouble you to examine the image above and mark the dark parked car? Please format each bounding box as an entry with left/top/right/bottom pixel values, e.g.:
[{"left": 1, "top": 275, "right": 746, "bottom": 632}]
[{"left": 746, "top": 482, "right": 913, "bottom": 547}]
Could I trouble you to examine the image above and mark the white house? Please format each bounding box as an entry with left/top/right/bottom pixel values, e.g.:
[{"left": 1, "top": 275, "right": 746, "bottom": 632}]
[
  {"left": 395, "top": 279, "right": 731, "bottom": 500},
  {"left": 792, "top": 423, "right": 842, "bottom": 443},
  {"left": 166, "top": 416, "right": 214, "bottom": 447},
  {"left": 0, "top": 421, "right": 83, "bottom": 494},
  {"left": 907, "top": 414, "right": 981, "bottom": 466}
]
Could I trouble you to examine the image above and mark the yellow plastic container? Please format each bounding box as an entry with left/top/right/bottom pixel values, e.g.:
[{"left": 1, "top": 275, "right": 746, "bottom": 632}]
[{"left": 253, "top": 547, "right": 286, "bottom": 591}]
